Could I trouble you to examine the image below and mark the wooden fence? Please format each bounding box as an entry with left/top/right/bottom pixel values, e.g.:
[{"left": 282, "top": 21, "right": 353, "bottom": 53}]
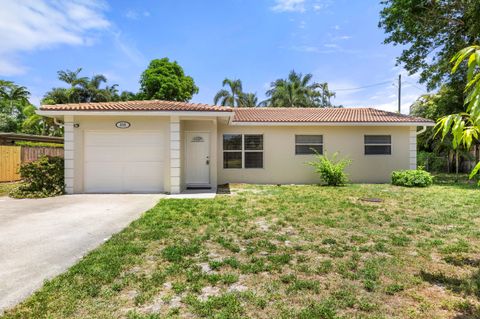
[
  {"left": 21, "top": 147, "right": 64, "bottom": 163},
  {"left": 0, "top": 146, "right": 64, "bottom": 182},
  {"left": 0, "top": 146, "right": 21, "bottom": 182}
]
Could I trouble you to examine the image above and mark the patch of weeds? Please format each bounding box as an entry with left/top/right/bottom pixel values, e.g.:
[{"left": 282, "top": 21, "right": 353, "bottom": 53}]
[
  {"left": 296, "top": 301, "right": 337, "bottom": 319},
  {"left": 206, "top": 273, "right": 239, "bottom": 285},
  {"left": 217, "top": 236, "right": 241, "bottom": 253},
  {"left": 280, "top": 274, "right": 297, "bottom": 284},
  {"left": 385, "top": 283, "right": 404, "bottom": 295},
  {"left": 172, "top": 282, "right": 187, "bottom": 294},
  {"left": 185, "top": 293, "right": 245, "bottom": 318},
  {"left": 268, "top": 254, "right": 292, "bottom": 267},
  {"left": 441, "top": 239, "right": 470, "bottom": 254},
  {"left": 316, "top": 260, "right": 333, "bottom": 275},
  {"left": 162, "top": 241, "right": 201, "bottom": 262},
  {"left": 358, "top": 297, "right": 377, "bottom": 312},
  {"left": 240, "top": 257, "right": 270, "bottom": 274},
  {"left": 390, "top": 234, "right": 411, "bottom": 247},
  {"left": 322, "top": 238, "right": 337, "bottom": 245},
  {"left": 208, "top": 260, "right": 224, "bottom": 270},
  {"left": 127, "top": 311, "right": 162, "bottom": 319},
  {"left": 331, "top": 286, "right": 357, "bottom": 309},
  {"left": 287, "top": 278, "right": 320, "bottom": 294},
  {"left": 361, "top": 259, "right": 382, "bottom": 292}
]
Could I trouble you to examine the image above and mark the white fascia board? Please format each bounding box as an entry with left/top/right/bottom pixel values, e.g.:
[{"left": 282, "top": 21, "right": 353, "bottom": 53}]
[
  {"left": 36, "top": 110, "right": 234, "bottom": 118},
  {"left": 230, "top": 121, "right": 435, "bottom": 127}
]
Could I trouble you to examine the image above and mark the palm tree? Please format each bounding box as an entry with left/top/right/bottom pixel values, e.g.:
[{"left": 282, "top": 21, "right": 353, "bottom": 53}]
[
  {"left": 57, "top": 68, "right": 88, "bottom": 88},
  {"left": 238, "top": 93, "right": 262, "bottom": 107},
  {"left": 214, "top": 78, "right": 243, "bottom": 107},
  {"left": 265, "top": 70, "right": 335, "bottom": 107},
  {"left": 0, "top": 85, "right": 30, "bottom": 116},
  {"left": 81, "top": 74, "right": 108, "bottom": 102}
]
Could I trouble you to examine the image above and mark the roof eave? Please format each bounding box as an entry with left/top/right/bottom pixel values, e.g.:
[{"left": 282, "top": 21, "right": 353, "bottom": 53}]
[
  {"left": 230, "top": 121, "right": 435, "bottom": 126},
  {"left": 36, "top": 110, "right": 234, "bottom": 118}
]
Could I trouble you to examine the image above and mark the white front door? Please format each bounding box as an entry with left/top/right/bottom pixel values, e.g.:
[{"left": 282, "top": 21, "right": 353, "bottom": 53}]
[{"left": 185, "top": 132, "right": 210, "bottom": 186}]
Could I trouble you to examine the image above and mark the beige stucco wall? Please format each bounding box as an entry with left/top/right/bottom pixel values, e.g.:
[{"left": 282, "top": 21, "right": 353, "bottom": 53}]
[
  {"left": 66, "top": 114, "right": 416, "bottom": 193},
  {"left": 71, "top": 116, "right": 170, "bottom": 193},
  {"left": 217, "top": 124, "right": 414, "bottom": 184}
]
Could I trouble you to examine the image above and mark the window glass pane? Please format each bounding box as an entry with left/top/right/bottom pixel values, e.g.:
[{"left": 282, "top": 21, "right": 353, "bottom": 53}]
[
  {"left": 296, "top": 135, "right": 323, "bottom": 144},
  {"left": 223, "top": 134, "right": 242, "bottom": 150},
  {"left": 364, "top": 135, "right": 391, "bottom": 144},
  {"left": 295, "top": 145, "right": 323, "bottom": 155},
  {"left": 365, "top": 145, "right": 391, "bottom": 155},
  {"left": 223, "top": 152, "right": 242, "bottom": 168},
  {"left": 245, "top": 152, "right": 263, "bottom": 168},
  {"left": 244, "top": 135, "right": 263, "bottom": 150}
]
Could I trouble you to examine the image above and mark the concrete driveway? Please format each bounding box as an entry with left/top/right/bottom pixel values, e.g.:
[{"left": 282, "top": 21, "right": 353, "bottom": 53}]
[{"left": 0, "top": 194, "right": 163, "bottom": 313}]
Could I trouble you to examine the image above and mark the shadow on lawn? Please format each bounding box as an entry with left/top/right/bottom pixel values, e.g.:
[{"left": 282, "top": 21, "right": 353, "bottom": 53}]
[
  {"left": 420, "top": 267, "right": 480, "bottom": 317},
  {"left": 216, "top": 184, "right": 231, "bottom": 194}
]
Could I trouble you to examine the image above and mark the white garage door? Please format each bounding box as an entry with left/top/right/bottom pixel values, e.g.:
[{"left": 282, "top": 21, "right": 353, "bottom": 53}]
[{"left": 84, "top": 131, "right": 164, "bottom": 193}]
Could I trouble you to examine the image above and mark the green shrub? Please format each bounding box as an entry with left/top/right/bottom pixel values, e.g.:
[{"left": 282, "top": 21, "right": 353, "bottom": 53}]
[
  {"left": 15, "top": 141, "right": 64, "bottom": 148},
  {"left": 308, "top": 152, "right": 352, "bottom": 186},
  {"left": 10, "top": 156, "right": 64, "bottom": 198},
  {"left": 391, "top": 168, "right": 433, "bottom": 187}
]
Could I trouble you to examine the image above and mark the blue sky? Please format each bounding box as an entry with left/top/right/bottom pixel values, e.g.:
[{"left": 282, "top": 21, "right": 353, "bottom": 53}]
[{"left": 0, "top": 0, "right": 427, "bottom": 113}]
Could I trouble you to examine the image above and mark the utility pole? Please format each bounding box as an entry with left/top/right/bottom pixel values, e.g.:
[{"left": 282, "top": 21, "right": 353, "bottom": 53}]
[{"left": 398, "top": 74, "right": 401, "bottom": 113}]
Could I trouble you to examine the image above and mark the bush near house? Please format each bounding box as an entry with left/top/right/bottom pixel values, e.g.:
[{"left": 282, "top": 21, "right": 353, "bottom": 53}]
[
  {"left": 308, "top": 152, "right": 352, "bottom": 186},
  {"left": 10, "top": 155, "right": 64, "bottom": 198},
  {"left": 15, "top": 141, "right": 64, "bottom": 148},
  {"left": 391, "top": 168, "right": 433, "bottom": 187}
]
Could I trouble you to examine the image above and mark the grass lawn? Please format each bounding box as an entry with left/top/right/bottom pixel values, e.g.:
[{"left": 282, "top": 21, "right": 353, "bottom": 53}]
[
  {"left": 0, "top": 182, "right": 20, "bottom": 197},
  {"left": 2, "top": 181, "right": 480, "bottom": 318}
]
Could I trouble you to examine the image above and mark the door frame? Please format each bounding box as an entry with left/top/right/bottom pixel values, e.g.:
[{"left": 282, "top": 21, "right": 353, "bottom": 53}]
[{"left": 184, "top": 131, "right": 211, "bottom": 188}]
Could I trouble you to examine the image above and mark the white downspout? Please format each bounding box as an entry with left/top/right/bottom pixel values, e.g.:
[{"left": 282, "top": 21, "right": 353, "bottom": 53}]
[
  {"left": 416, "top": 125, "right": 427, "bottom": 135},
  {"left": 53, "top": 117, "right": 64, "bottom": 128}
]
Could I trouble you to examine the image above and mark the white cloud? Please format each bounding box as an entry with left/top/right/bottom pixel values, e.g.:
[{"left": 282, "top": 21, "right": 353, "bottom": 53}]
[
  {"left": 125, "top": 9, "right": 151, "bottom": 20},
  {"left": 271, "top": 0, "right": 330, "bottom": 13},
  {"left": 0, "top": 0, "right": 110, "bottom": 76},
  {"left": 271, "top": 0, "right": 306, "bottom": 13}
]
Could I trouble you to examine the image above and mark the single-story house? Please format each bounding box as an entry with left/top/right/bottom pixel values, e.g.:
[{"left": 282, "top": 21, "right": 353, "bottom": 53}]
[{"left": 37, "top": 100, "right": 434, "bottom": 194}]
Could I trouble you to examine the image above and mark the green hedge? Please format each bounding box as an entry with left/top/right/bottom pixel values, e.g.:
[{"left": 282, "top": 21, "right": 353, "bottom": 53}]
[
  {"left": 10, "top": 156, "right": 64, "bottom": 198},
  {"left": 391, "top": 169, "right": 433, "bottom": 187},
  {"left": 15, "top": 141, "right": 64, "bottom": 148}
]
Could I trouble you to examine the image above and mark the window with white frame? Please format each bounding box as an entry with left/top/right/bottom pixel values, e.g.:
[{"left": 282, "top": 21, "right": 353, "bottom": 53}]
[
  {"left": 364, "top": 135, "right": 391, "bottom": 155},
  {"left": 223, "top": 134, "right": 263, "bottom": 169},
  {"left": 295, "top": 135, "right": 323, "bottom": 155}
]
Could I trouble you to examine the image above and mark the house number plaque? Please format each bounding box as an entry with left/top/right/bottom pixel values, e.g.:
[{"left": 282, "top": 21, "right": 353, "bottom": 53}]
[{"left": 115, "top": 121, "right": 131, "bottom": 129}]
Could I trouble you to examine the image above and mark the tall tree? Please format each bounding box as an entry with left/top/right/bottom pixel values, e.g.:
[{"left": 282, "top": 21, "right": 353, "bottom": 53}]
[
  {"left": 139, "top": 58, "right": 198, "bottom": 101},
  {"left": 238, "top": 93, "right": 262, "bottom": 107},
  {"left": 214, "top": 78, "right": 243, "bottom": 107},
  {"left": 265, "top": 70, "right": 335, "bottom": 107},
  {"left": 437, "top": 46, "right": 480, "bottom": 183},
  {"left": 379, "top": 0, "right": 480, "bottom": 90},
  {"left": 43, "top": 69, "right": 131, "bottom": 104},
  {"left": 0, "top": 84, "right": 30, "bottom": 116}
]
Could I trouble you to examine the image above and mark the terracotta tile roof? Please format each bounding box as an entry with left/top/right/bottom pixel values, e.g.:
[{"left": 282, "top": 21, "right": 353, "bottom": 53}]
[
  {"left": 232, "top": 107, "right": 434, "bottom": 124},
  {"left": 40, "top": 100, "right": 233, "bottom": 112},
  {"left": 39, "top": 100, "right": 433, "bottom": 124}
]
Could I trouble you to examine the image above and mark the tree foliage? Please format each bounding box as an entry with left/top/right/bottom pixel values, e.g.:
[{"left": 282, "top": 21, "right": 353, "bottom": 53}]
[
  {"left": 213, "top": 78, "right": 262, "bottom": 107},
  {"left": 379, "top": 0, "right": 480, "bottom": 89},
  {"left": 139, "top": 58, "right": 198, "bottom": 101},
  {"left": 42, "top": 68, "right": 134, "bottom": 105},
  {"left": 436, "top": 45, "right": 480, "bottom": 182},
  {"left": 265, "top": 70, "right": 336, "bottom": 107},
  {"left": 214, "top": 78, "right": 243, "bottom": 107}
]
